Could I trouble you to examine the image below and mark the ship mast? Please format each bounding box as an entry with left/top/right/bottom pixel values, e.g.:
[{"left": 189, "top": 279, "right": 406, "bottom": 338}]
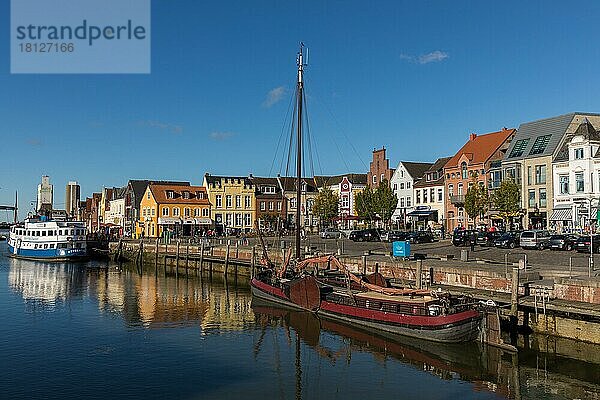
[{"left": 295, "top": 43, "right": 306, "bottom": 260}]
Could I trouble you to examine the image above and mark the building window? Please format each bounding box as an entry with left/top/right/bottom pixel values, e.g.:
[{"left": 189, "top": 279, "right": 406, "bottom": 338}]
[
  {"left": 423, "top": 189, "right": 427, "bottom": 203},
  {"left": 380, "top": 174, "right": 384, "bottom": 182},
  {"left": 260, "top": 201, "right": 266, "bottom": 211},
  {"left": 182, "top": 191, "right": 190, "bottom": 199},
  {"left": 575, "top": 148, "right": 584, "bottom": 159},
  {"left": 535, "top": 165, "right": 546, "bottom": 184},
  {"left": 184, "top": 208, "right": 190, "bottom": 217},
  {"left": 393, "top": 184, "right": 397, "bottom": 190},
  {"left": 509, "top": 138, "right": 530, "bottom": 158},
  {"left": 461, "top": 162, "right": 468, "bottom": 179},
  {"left": 527, "top": 166, "right": 532, "bottom": 185},
  {"left": 194, "top": 208, "right": 200, "bottom": 217},
  {"left": 216, "top": 195, "right": 222, "bottom": 208},
  {"left": 167, "top": 190, "right": 174, "bottom": 199},
  {"left": 406, "top": 197, "right": 411, "bottom": 207},
  {"left": 290, "top": 198, "right": 297, "bottom": 209},
  {"left": 244, "top": 213, "right": 251, "bottom": 227},
  {"left": 173, "top": 207, "right": 180, "bottom": 216},
  {"left": 341, "top": 195, "right": 349, "bottom": 208},
  {"left": 406, "top": 182, "right": 411, "bottom": 189},
  {"left": 245, "top": 196, "right": 251, "bottom": 208},
  {"left": 236, "top": 195, "right": 241, "bottom": 208},
  {"left": 225, "top": 213, "right": 232, "bottom": 226},
  {"left": 416, "top": 190, "right": 421, "bottom": 204},
  {"left": 448, "top": 184, "right": 454, "bottom": 197},
  {"left": 162, "top": 207, "right": 169, "bottom": 216},
  {"left": 269, "top": 201, "right": 274, "bottom": 211},
  {"left": 400, "top": 183, "right": 404, "bottom": 190},
  {"left": 437, "top": 188, "right": 443, "bottom": 202},
  {"left": 226, "top": 195, "right": 232, "bottom": 208},
  {"left": 559, "top": 175, "right": 569, "bottom": 195},
  {"left": 277, "top": 202, "right": 282, "bottom": 211},
  {"left": 576, "top": 172, "right": 584, "bottom": 192},
  {"left": 529, "top": 135, "right": 552, "bottom": 155},
  {"left": 151, "top": 208, "right": 155, "bottom": 216},
  {"left": 202, "top": 208, "right": 209, "bottom": 217},
  {"left": 528, "top": 190, "right": 536, "bottom": 208},
  {"left": 400, "top": 198, "right": 405, "bottom": 207},
  {"left": 235, "top": 213, "right": 242, "bottom": 227},
  {"left": 539, "top": 188, "right": 547, "bottom": 208},
  {"left": 430, "top": 188, "right": 435, "bottom": 203},
  {"left": 372, "top": 175, "right": 377, "bottom": 184},
  {"left": 457, "top": 183, "right": 463, "bottom": 195}
]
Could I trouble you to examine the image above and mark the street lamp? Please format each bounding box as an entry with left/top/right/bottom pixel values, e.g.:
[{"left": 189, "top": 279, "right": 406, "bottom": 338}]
[{"left": 574, "top": 196, "right": 597, "bottom": 272}]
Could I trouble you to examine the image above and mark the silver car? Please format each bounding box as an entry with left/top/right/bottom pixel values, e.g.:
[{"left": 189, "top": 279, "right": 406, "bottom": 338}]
[
  {"left": 520, "top": 230, "right": 551, "bottom": 250},
  {"left": 320, "top": 228, "right": 342, "bottom": 239}
]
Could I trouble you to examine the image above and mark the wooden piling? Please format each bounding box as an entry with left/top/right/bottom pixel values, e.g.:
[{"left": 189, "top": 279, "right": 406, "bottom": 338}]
[
  {"left": 510, "top": 267, "right": 519, "bottom": 329},
  {"left": 186, "top": 240, "right": 190, "bottom": 273},
  {"left": 251, "top": 245, "right": 257, "bottom": 278},
  {"left": 200, "top": 240, "right": 205, "bottom": 271},
  {"left": 225, "top": 242, "right": 230, "bottom": 275},
  {"left": 175, "top": 239, "right": 180, "bottom": 278},
  {"left": 362, "top": 255, "right": 367, "bottom": 275},
  {"left": 155, "top": 238, "right": 159, "bottom": 272},
  {"left": 164, "top": 240, "right": 167, "bottom": 275},
  {"left": 415, "top": 260, "right": 423, "bottom": 289}
]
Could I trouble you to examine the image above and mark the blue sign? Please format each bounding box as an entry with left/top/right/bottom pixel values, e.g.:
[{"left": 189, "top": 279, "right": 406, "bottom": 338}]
[{"left": 392, "top": 241, "right": 410, "bottom": 257}]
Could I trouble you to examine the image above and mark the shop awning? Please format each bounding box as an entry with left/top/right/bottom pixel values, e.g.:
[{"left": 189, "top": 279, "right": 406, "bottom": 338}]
[
  {"left": 194, "top": 218, "right": 213, "bottom": 225},
  {"left": 158, "top": 217, "right": 182, "bottom": 225},
  {"left": 550, "top": 208, "right": 572, "bottom": 221},
  {"left": 406, "top": 210, "right": 434, "bottom": 217}
]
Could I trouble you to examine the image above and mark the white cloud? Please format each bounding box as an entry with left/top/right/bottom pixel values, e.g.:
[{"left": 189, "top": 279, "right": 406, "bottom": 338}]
[
  {"left": 141, "top": 120, "right": 183, "bottom": 134},
  {"left": 209, "top": 131, "right": 234, "bottom": 141},
  {"left": 400, "top": 50, "right": 449, "bottom": 65},
  {"left": 262, "top": 86, "right": 286, "bottom": 108}
]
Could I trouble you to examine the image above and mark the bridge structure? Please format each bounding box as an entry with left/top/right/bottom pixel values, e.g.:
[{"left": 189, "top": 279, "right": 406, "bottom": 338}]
[{"left": 0, "top": 191, "right": 18, "bottom": 224}]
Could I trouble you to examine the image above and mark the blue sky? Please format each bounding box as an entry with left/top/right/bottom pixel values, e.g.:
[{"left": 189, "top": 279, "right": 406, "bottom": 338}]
[{"left": 1, "top": 0, "right": 600, "bottom": 218}]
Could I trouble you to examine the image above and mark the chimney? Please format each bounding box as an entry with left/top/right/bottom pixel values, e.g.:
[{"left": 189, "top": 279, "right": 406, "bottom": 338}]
[
  {"left": 469, "top": 133, "right": 477, "bottom": 141},
  {"left": 249, "top": 173, "right": 253, "bottom": 178}
]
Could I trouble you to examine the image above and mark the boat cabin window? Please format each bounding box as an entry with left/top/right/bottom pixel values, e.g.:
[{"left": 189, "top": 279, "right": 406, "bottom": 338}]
[
  {"left": 43, "top": 244, "right": 48, "bottom": 249},
  {"left": 34, "top": 244, "right": 38, "bottom": 249},
  {"left": 58, "top": 243, "right": 68, "bottom": 249},
  {"left": 50, "top": 244, "right": 55, "bottom": 249},
  {"left": 76, "top": 243, "right": 82, "bottom": 249},
  {"left": 48, "top": 230, "right": 53, "bottom": 236},
  {"left": 71, "top": 229, "right": 75, "bottom": 235},
  {"left": 42, "top": 231, "right": 46, "bottom": 236}
]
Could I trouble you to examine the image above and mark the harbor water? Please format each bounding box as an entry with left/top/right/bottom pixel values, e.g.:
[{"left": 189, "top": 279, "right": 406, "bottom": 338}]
[{"left": 0, "top": 240, "right": 599, "bottom": 400}]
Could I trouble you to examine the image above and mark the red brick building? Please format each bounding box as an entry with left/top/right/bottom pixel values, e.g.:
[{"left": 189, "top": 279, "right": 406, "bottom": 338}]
[
  {"left": 444, "top": 128, "right": 516, "bottom": 231},
  {"left": 367, "top": 147, "right": 394, "bottom": 188}
]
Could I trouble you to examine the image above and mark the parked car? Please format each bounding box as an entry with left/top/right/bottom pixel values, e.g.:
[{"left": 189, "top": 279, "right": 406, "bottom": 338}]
[
  {"left": 520, "top": 230, "right": 551, "bottom": 250},
  {"left": 320, "top": 228, "right": 343, "bottom": 239},
  {"left": 476, "top": 231, "right": 503, "bottom": 247},
  {"left": 452, "top": 230, "right": 478, "bottom": 247},
  {"left": 548, "top": 234, "right": 579, "bottom": 251},
  {"left": 494, "top": 232, "right": 520, "bottom": 249},
  {"left": 349, "top": 228, "right": 380, "bottom": 242},
  {"left": 386, "top": 231, "right": 409, "bottom": 242},
  {"left": 407, "top": 231, "right": 434, "bottom": 244},
  {"left": 575, "top": 235, "right": 600, "bottom": 253}
]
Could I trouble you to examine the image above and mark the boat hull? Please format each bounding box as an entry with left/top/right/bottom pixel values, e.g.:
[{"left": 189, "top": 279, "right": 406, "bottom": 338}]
[
  {"left": 7, "top": 244, "right": 88, "bottom": 262},
  {"left": 251, "top": 277, "right": 482, "bottom": 343},
  {"left": 318, "top": 302, "right": 481, "bottom": 343}
]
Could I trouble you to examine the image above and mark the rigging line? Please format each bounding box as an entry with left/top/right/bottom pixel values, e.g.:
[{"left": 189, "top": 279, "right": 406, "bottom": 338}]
[
  {"left": 302, "top": 79, "right": 324, "bottom": 176},
  {"left": 284, "top": 87, "right": 299, "bottom": 179},
  {"left": 309, "top": 83, "right": 368, "bottom": 171},
  {"left": 279, "top": 87, "right": 297, "bottom": 176},
  {"left": 302, "top": 87, "right": 316, "bottom": 179},
  {"left": 269, "top": 87, "right": 297, "bottom": 177}
]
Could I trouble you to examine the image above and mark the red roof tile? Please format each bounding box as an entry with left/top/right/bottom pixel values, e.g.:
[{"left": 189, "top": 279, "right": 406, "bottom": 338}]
[{"left": 445, "top": 128, "right": 515, "bottom": 169}]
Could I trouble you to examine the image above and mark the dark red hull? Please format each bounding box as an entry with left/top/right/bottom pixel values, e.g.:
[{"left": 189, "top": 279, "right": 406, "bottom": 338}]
[{"left": 250, "top": 277, "right": 482, "bottom": 343}]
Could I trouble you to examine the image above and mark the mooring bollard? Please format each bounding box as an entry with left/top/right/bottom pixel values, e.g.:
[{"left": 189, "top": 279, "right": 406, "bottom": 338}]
[{"left": 510, "top": 267, "right": 519, "bottom": 330}]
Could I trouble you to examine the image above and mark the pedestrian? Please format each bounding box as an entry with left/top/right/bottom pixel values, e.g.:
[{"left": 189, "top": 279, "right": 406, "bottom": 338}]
[{"left": 469, "top": 231, "right": 476, "bottom": 252}]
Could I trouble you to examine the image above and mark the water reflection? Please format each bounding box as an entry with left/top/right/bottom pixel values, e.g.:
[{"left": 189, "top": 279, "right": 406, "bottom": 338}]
[{"left": 4, "top": 257, "right": 600, "bottom": 400}]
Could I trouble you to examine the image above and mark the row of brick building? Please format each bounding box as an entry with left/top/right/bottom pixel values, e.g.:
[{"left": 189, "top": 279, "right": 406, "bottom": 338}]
[{"left": 367, "top": 112, "right": 600, "bottom": 232}]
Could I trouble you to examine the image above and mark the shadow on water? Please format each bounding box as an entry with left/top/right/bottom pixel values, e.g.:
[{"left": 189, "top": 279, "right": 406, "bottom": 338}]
[{"left": 3, "top": 250, "right": 600, "bottom": 400}]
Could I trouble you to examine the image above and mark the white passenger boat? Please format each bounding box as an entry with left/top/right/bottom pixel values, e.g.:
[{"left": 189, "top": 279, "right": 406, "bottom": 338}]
[{"left": 7, "top": 217, "right": 87, "bottom": 261}]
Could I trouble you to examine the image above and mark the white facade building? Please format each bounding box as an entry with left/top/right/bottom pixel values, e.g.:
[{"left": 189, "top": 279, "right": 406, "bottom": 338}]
[
  {"left": 106, "top": 197, "right": 126, "bottom": 230},
  {"left": 412, "top": 157, "right": 451, "bottom": 230},
  {"left": 551, "top": 118, "right": 600, "bottom": 232},
  {"left": 390, "top": 162, "right": 432, "bottom": 227},
  {"left": 37, "top": 175, "right": 53, "bottom": 212}
]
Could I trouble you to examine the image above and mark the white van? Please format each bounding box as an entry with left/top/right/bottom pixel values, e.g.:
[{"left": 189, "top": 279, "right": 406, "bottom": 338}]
[{"left": 520, "top": 230, "right": 551, "bottom": 249}]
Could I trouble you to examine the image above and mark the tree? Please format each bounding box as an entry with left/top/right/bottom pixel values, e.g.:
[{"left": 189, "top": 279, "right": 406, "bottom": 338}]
[
  {"left": 491, "top": 179, "right": 521, "bottom": 228},
  {"left": 464, "top": 176, "right": 489, "bottom": 227},
  {"left": 312, "top": 187, "right": 339, "bottom": 227},
  {"left": 374, "top": 179, "right": 398, "bottom": 227},
  {"left": 355, "top": 185, "right": 376, "bottom": 223}
]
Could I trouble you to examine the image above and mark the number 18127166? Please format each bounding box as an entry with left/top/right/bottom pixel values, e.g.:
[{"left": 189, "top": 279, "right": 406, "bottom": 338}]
[{"left": 19, "top": 43, "right": 74, "bottom": 52}]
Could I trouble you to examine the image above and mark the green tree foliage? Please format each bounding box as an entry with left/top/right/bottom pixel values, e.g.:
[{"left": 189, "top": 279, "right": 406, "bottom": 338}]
[
  {"left": 312, "top": 187, "right": 339, "bottom": 226},
  {"left": 355, "top": 180, "right": 398, "bottom": 227},
  {"left": 491, "top": 179, "right": 521, "bottom": 226},
  {"left": 374, "top": 179, "right": 398, "bottom": 226},
  {"left": 355, "top": 185, "right": 376, "bottom": 223},
  {"left": 464, "top": 176, "right": 489, "bottom": 226}
]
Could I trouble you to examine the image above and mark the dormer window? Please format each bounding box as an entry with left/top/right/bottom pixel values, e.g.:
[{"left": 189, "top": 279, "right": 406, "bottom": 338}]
[
  {"left": 167, "top": 190, "right": 175, "bottom": 199},
  {"left": 182, "top": 191, "right": 190, "bottom": 199},
  {"left": 461, "top": 162, "right": 468, "bottom": 179},
  {"left": 302, "top": 182, "right": 307, "bottom": 192},
  {"left": 196, "top": 191, "right": 204, "bottom": 199},
  {"left": 574, "top": 148, "right": 584, "bottom": 159}
]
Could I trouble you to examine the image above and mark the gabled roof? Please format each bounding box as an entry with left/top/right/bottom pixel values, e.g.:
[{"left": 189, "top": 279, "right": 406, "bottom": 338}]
[
  {"left": 554, "top": 117, "right": 600, "bottom": 161},
  {"left": 401, "top": 162, "right": 434, "bottom": 180},
  {"left": 128, "top": 180, "right": 190, "bottom": 209},
  {"left": 414, "top": 157, "right": 452, "bottom": 188},
  {"left": 505, "top": 113, "right": 600, "bottom": 161},
  {"left": 148, "top": 184, "right": 209, "bottom": 205},
  {"left": 204, "top": 173, "right": 252, "bottom": 186},
  {"left": 446, "top": 128, "right": 515, "bottom": 169},
  {"left": 314, "top": 174, "right": 367, "bottom": 187},
  {"left": 278, "top": 176, "right": 319, "bottom": 192}
]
